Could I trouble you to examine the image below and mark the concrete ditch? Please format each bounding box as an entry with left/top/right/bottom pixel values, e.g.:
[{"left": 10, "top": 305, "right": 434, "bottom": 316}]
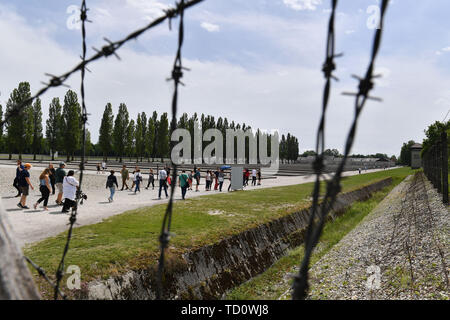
[{"left": 83, "top": 177, "right": 393, "bottom": 300}]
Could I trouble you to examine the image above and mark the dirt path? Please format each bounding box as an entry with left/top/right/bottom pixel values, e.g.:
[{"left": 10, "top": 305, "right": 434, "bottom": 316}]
[{"left": 0, "top": 164, "right": 396, "bottom": 247}]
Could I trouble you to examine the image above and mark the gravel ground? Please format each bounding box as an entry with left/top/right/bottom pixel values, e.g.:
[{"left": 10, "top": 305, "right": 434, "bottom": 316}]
[
  {"left": 305, "top": 172, "right": 449, "bottom": 300},
  {"left": 0, "top": 164, "right": 397, "bottom": 248}
]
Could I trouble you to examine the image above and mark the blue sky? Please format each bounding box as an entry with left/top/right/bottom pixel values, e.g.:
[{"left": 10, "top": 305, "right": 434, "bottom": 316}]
[{"left": 1, "top": 0, "right": 450, "bottom": 157}]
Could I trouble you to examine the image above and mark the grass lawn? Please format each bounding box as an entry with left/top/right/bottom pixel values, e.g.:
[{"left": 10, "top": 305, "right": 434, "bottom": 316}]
[{"left": 24, "top": 167, "right": 414, "bottom": 297}]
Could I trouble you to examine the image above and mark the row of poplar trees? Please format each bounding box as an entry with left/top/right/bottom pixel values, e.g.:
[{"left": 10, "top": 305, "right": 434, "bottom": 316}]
[
  {"left": 0, "top": 82, "right": 91, "bottom": 161},
  {"left": 0, "top": 82, "right": 300, "bottom": 163},
  {"left": 98, "top": 104, "right": 300, "bottom": 163}
]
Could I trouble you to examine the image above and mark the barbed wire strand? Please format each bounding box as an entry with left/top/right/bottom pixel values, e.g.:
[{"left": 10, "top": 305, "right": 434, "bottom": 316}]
[
  {"left": 24, "top": 256, "right": 67, "bottom": 299},
  {"left": 0, "top": 0, "right": 204, "bottom": 128},
  {"left": 302, "top": 0, "right": 339, "bottom": 279},
  {"left": 292, "top": 0, "right": 390, "bottom": 300},
  {"left": 53, "top": 0, "right": 89, "bottom": 300},
  {"left": 156, "top": 0, "right": 187, "bottom": 300}
]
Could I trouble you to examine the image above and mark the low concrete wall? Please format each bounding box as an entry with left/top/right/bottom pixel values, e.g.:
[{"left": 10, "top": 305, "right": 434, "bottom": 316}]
[{"left": 84, "top": 177, "right": 393, "bottom": 300}]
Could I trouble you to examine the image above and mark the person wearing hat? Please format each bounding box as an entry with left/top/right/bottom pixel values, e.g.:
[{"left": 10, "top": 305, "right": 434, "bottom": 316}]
[
  {"left": 17, "top": 163, "right": 34, "bottom": 209},
  {"left": 55, "top": 162, "right": 66, "bottom": 205}
]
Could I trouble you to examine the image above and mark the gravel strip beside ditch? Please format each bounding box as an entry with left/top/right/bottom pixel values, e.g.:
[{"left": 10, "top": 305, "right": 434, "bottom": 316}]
[{"left": 306, "top": 173, "right": 449, "bottom": 300}]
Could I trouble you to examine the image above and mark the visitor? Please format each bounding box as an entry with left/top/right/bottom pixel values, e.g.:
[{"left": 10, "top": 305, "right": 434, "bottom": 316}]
[
  {"left": 48, "top": 163, "right": 56, "bottom": 195},
  {"left": 251, "top": 168, "right": 257, "bottom": 186},
  {"left": 106, "top": 170, "right": 119, "bottom": 202},
  {"left": 158, "top": 167, "right": 168, "bottom": 199},
  {"left": 130, "top": 167, "right": 137, "bottom": 190},
  {"left": 257, "top": 168, "right": 262, "bottom": 186},
  {"left": 218, "top": 170, "right": 225, "bottom": 192},
  {"left": 146, "top": 169, "right": 155, "bottom": 190},
  {"left": 194, "top": 168, "right": 201, "bottom": 192},
  {"left": 205, "top": 170, "right": 212, "bottom": 191},
  {"left": 244, "top": 169, "right": 250, "bottom": 186},
  {"left": 133, "top": 168, "right": 142, "bottom": 194},
  {"left": 214, "top": 168, "right": 219, "bottom": 191},
  {"left": 101, "top": 161, "right": 107, "bottom": 174},
  {"left": 96, "top": 163, "right": 101, "bottom": 174},
  {"left": 120, "top": 165, "right": 129, "bottom": 190},
  {"left": 188, "top": 170, "right": 193, "bottom": 190},
  {"left": 62, "top": 170, "right": 79, "bottom": 213},
  {"left": 55, "top": 162, "right": 66, "bottom": 205},
  {"left": 13, "top": 160, "right": 24, "bottom": 197},
  {"left": 179, "top": 170, "right": 189, "bottom": 200},
  {"left": 17, "top": 163, "right": 34, "bottom": 209},
  {"left": 33, "top": 168, "right": 51, "bottom": 211}
]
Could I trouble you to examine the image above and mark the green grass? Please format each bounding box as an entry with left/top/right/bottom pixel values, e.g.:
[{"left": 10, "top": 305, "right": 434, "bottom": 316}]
[
  {"left": 24, "top": 167, "right": 413, "bottom": 297},
  {"left": 224, "top": 183, "right": 399, "bottom": 300}
]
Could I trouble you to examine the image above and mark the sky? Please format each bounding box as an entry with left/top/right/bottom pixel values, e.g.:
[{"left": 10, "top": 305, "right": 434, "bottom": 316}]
[{"left": 0, "top": 0, "right": 450, "bottom": 157}]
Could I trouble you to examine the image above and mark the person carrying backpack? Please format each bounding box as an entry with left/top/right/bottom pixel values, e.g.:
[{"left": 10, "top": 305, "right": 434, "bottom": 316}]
[{"left": 106, "top": 170, "right": 119, "bottom": 202}]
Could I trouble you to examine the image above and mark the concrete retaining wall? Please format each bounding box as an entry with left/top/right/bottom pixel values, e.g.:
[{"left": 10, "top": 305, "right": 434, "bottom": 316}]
[{"left": 84, "top": 177, "right": 392, "bottom": 300}]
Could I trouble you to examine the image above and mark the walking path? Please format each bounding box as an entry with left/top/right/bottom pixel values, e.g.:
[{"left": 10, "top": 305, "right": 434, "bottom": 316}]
[{"left": 0, "top": 164, "right": 396, "bottom": 248}]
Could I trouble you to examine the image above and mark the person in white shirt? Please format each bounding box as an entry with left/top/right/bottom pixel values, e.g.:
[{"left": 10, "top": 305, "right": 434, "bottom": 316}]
[
  {"left": 158, "top": 168, "right": 168, "bottom": 199},
  {"left": 133, "top": 168, "right": 142, "bottom": 194},
  {"left": 62, "top": 170, "right": 79, "bottom": 213},
  {"left": 251, "top": 168, "right": 257, "bottom": 186}
]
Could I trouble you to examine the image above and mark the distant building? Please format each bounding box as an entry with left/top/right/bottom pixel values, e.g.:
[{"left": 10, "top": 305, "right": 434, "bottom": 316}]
[{"left": 410, "top": 143, "right": 423, "bottom": 169}]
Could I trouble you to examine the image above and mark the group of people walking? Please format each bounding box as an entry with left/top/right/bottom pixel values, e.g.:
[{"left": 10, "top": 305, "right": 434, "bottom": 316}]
[
  {"left": 14, "top": 160, "right": 79, "bottom": 213},
  {"left": 11, "top": 160, "right": 263, "bottom": 211}
]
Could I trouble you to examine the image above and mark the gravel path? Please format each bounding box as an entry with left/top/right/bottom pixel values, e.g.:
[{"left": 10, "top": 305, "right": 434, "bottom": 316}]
[
  {"left": 306, "top": 172, "right": 449, "bottom": 300},
  {"left": 0, "top": 164, "right": 396, "bottom": 248}
]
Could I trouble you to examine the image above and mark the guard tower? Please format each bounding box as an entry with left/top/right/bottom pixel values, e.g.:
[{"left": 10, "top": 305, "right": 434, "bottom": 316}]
[{"left": 410, "top": 143, "right": 422, "bottom": 169}]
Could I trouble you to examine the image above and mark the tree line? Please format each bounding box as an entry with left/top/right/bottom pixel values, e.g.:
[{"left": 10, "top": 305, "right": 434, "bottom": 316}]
[
  {"left": 0, "top": 82, "right": 300, "bottom": 163},
  {"left": 398, "top": 120, "right": 450, "bottom": 166}
]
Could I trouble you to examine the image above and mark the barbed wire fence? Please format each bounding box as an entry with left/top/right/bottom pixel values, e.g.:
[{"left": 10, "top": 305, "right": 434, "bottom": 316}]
[
  {"left": 5, "top": 0, "right": 205, "bottom": 300},
  {"left": 292, "top": 0, "right": 390, "bottom": 300},
  {"left": 1, "top": 0, "right": 392, "bottom": 300}
]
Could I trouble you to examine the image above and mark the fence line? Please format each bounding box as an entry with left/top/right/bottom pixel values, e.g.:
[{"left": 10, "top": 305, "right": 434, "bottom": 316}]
[
  {"left": 423, "top": 131, "right": 449, "bottom": 204},
  {"left": 292, "top": 0, "right": 390, "bottom": 300}
]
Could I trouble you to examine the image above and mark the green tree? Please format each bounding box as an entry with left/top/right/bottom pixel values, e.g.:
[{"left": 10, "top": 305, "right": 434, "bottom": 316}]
[
  {"left": 4, "top": 82, "right": 32, "bottom": 159},
  {"left": 157, "top": 112, "right": 169, "bottom": 161},
  {"left": 0, "top": 104, "right": 3, "bottom": 152},
  {"left": 31, "top": 98, "right": 43, "bottom": 160},
  {"left": 85, "top": 129, "right": 94, "bottom": 156},
  {"left": 147, "top": 115, "right": 156, "bottom": 161},
  {"left": 61, "top": 90, "right": 82, "bottom": 162},
  {"left": 125, "top": 119, "right": 136, "bottom": 161},
  {"left": 46, "top": 97, "right": 63, "bottom": 160},
  {"left": 422, "top": 121, "right": 450, "bottom": 155},
  {"left": 113, "top": 103, "right": 129, "bottom": 162},
  {"left": 399, "top": 140, "right": 416, "bottom": 166},
  {"left": 135, "top": 113, "right": 144, "bottom": 162},
  {"left": 98, "top": 103, "right": 114, "bottom": 161}
]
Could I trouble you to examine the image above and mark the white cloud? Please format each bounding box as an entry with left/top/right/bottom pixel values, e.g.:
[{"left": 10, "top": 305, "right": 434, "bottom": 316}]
[
  {"left": 283, "top": 0, "right": 322, "bottom": 11},
  {"left": 200, "top": 22, "right": 220, "bottom": 32}
]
